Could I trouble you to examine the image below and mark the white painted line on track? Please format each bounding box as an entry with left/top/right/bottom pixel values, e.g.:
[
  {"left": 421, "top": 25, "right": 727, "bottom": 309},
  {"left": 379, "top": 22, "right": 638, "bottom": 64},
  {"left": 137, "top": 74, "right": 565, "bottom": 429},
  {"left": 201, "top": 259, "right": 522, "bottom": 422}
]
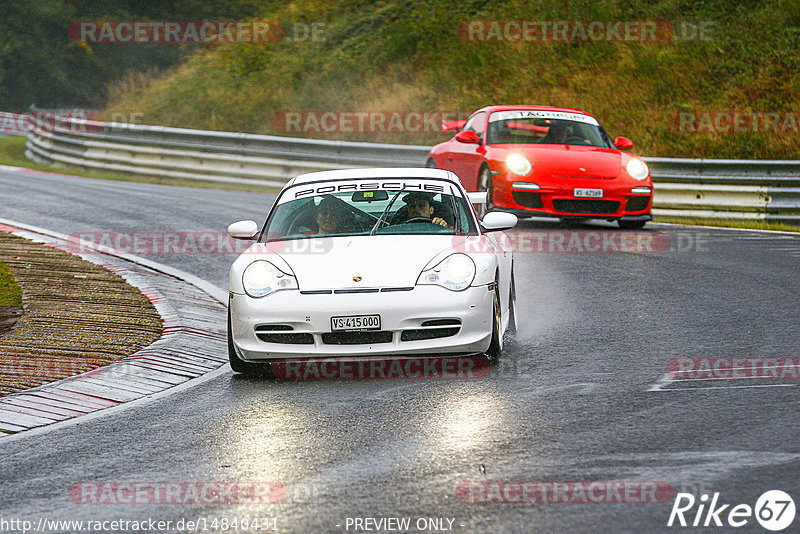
[
  {"left": 650, "top": 221, "right": 800, "bottom": 237},
  {"left": 648, "top": 374, "right": 672, "bottom": 391},
  {"left": 649, "top": 373, "right": 799, "bottom": 392},
  {"left": 651, "top": 383, "right": 797, "bottom": 391},
  {"left": 671, "top": 376, "right": 797, "bottom": 382}
]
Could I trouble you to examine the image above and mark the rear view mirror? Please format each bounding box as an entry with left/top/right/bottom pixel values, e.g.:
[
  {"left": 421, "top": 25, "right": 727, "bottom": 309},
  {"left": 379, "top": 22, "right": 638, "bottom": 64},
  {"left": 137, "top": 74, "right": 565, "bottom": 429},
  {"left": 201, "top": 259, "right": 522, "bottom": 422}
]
[
  {"left": 455, "top": 130, "right": 480, "bottom": 144},
  {"left": 352, "top": 190, "right": 389, "bottom": 202},
  {"left": 227, "top": 220, "right": 258, "bottom": 240},
  {"left": 614, "top": 136, "right": 634, "bottom": 150}
]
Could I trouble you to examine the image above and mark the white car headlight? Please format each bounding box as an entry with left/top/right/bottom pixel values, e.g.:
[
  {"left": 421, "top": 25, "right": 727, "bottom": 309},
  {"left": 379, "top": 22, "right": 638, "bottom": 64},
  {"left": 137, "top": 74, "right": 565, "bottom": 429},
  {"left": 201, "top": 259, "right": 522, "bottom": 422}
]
[
  {"left": 242, "top": 260, "right": 297, "bottom": 298},
  {"left": 417, "top": 254, "right": 476, "bottom": 291},
  {"left": 506, "top": 153, "right": 532, "bottom": 176},
  {"left": 625, "top": 158, "right": 649, "bottom": 181}
]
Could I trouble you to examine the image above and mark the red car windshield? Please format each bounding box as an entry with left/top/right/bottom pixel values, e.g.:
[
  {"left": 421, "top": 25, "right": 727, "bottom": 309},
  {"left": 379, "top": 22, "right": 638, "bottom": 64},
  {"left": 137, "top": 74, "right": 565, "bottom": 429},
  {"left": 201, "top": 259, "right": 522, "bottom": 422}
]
[{"left": 486, "top": 111, "right": 613, "bottom": 148}]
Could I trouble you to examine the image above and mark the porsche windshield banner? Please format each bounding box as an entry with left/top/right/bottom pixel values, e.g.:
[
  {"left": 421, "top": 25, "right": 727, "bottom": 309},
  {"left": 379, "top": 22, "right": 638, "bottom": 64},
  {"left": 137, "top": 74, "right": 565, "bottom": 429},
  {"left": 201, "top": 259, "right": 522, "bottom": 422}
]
[
  {"left": 282, "top": 179, "right": 450, "bottom": 204},
  {"left": 489, "top": 110, "right": 600, "bottom": 126}
]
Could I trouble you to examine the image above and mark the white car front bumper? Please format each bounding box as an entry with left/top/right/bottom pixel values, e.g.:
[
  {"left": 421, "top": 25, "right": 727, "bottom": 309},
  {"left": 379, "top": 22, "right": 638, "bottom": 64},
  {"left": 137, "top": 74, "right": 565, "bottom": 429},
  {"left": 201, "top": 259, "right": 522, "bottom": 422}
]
[{"left": 230, "top": 285, "right": 494, "bottom": 360}]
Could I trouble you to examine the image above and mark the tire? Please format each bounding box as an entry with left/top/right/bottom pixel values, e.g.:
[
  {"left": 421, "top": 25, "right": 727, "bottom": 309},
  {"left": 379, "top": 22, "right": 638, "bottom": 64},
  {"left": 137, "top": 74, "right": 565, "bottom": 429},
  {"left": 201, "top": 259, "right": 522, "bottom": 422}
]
[
  {"left": 477, "top": 165, "right": 493, "bottom": 219},
  {"left": 485, "top": 278, "right": 503, "bottom": 360},
  {"left": 228, "top": 308, "right": 269, "bottom": 376},
  {"left": 425, "top": 158, "right": 437, "bottom": 169},
  {"left": 618, "top": 219, "right": 647, "bottom": 229}
]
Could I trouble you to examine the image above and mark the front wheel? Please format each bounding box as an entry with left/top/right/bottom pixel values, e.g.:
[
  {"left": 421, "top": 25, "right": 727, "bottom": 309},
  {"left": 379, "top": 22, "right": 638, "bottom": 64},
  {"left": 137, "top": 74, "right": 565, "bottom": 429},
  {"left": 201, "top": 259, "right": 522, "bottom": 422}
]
[
  {"left": 485, "top": 280, "right": 503, "bottom": 361},
  {"left": 425, "top": 158, "right": 437, "bottom": 169},
  {"left": 618, "top": 219, "right": 647, "bottom": 229}
]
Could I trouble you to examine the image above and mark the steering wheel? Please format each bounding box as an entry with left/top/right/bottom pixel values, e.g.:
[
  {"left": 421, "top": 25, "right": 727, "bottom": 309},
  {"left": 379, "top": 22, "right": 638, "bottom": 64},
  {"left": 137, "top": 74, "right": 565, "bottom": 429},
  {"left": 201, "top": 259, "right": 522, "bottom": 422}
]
[{"left": 404, "top": 217, "right": 434, "bottom": 224}]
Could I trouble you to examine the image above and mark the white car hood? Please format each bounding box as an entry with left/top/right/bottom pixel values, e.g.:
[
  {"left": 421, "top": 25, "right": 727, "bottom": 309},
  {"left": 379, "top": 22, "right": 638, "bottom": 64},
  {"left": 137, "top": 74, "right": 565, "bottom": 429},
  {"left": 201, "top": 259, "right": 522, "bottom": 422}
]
[{"left": 273, "top": 234, "right": 468, "bottom": 291}]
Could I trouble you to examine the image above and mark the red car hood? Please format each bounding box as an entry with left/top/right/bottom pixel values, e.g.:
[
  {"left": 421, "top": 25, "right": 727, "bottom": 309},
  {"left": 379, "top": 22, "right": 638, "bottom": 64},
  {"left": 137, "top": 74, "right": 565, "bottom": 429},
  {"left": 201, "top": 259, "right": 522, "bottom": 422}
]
[{"left": 490, "top": 145, "right": 624, "bottom": 179}]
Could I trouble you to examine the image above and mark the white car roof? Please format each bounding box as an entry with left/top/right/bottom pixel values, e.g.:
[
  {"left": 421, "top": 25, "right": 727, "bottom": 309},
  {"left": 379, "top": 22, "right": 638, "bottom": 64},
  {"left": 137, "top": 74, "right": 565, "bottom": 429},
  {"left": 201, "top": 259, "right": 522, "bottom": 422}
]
[{"left": 287, "top": 167, "right": 464, "bottom": 187}]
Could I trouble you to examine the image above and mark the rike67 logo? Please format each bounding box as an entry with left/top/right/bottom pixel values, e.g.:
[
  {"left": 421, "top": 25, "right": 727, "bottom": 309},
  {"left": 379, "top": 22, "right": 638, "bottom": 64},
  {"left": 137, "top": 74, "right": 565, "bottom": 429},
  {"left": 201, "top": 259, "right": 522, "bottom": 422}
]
[{"left": 668, "top": 490, "right": 795, "bottom": 531}]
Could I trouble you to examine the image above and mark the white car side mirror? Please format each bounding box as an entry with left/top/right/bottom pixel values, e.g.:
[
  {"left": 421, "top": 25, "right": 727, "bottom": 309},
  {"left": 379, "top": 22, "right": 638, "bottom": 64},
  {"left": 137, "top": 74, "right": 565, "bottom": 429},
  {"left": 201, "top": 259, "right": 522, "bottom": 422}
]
[
  {"left": 227, "top": 220, "right": 259, "bottom": 240},
  {"left": 481, "top": 212, "right": 518, "bottom": 231}
]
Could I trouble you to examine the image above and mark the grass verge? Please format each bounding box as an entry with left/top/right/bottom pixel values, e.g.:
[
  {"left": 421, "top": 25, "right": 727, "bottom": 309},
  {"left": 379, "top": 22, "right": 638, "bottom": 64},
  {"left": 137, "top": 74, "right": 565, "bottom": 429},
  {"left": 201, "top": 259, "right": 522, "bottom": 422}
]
[
  {"left": 0, "top": 231, "right": 162, "bottom": 396},
  {"left": 0, "top": 261, "right": 23, "bottom": 307},
  {"left": 0, "top": 136, "right": 280, "bottom": 194}
]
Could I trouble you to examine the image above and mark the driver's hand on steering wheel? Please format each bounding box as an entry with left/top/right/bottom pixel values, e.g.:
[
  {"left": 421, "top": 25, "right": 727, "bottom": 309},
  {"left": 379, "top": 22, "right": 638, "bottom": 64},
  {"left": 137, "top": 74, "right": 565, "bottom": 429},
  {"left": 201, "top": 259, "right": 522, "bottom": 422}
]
[{"left": 431, "top": 217, "right": 448, "bottom": 227}]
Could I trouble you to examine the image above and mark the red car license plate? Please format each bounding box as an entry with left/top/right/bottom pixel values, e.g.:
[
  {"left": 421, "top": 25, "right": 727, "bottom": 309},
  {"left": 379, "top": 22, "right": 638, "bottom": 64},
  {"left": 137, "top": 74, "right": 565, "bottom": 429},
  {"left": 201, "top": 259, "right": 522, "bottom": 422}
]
[{"left": 574, "top": 188, "right": 603, "bottom": 198}]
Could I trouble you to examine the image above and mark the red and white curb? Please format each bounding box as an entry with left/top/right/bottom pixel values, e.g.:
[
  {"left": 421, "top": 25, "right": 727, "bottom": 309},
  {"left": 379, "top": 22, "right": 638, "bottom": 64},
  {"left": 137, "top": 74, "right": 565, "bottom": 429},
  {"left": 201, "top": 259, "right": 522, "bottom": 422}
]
[{"left": 0, "top": 219, "right": 229, "bottom": 435}]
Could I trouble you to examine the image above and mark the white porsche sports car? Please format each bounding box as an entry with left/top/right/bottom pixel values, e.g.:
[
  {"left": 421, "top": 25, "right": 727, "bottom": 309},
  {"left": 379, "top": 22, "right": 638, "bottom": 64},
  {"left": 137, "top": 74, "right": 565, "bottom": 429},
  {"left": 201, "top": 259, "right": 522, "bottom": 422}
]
[{"left": 226, "top": 168, "right": 518, "bottom": 375}]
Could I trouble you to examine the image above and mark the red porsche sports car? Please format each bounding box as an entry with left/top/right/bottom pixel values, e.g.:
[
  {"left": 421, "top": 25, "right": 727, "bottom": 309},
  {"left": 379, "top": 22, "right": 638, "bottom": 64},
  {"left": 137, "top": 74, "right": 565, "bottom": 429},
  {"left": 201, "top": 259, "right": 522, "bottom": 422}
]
[{"left": 426, "top": 105, "right": 652, "bottom": 229}]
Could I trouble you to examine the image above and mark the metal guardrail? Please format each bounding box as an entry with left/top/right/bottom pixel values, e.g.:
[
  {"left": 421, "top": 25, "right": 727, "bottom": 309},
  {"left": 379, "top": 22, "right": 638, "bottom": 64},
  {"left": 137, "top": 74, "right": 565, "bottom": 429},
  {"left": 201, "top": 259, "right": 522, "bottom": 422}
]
[
  {"left": 21, "top": 113, "right": 800, "bottom": 224},
  {"left": 24, "top": 114, "right": 430, "bottom": 187},
  {"left": 644, "top": 157, "right": 800, "bottom": 223}
]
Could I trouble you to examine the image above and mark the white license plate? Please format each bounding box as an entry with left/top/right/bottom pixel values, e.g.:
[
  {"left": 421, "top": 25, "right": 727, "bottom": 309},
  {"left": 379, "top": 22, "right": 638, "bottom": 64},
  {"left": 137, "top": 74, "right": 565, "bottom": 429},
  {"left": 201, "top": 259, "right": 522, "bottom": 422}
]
[
  {"left": 331, "top": 315, "right": 381, "bottom": 331},
  {"left": 574, "top": 188, "right": 603, "bottom": 198}
]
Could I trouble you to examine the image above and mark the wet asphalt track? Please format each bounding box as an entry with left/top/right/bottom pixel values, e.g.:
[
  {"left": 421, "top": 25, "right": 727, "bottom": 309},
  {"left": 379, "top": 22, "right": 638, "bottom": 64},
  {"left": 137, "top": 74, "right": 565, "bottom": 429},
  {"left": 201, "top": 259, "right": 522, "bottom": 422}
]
[{"left": 1, "top": 169, "right": 799, "bottom": 533}]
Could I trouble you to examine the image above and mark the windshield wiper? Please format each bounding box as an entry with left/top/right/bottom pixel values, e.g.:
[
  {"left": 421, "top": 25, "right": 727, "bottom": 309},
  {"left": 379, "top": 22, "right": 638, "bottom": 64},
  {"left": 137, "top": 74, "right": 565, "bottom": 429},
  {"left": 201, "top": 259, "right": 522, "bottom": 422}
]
[{"left": 370, "top": 188, "right": 406, "bottom": 235}]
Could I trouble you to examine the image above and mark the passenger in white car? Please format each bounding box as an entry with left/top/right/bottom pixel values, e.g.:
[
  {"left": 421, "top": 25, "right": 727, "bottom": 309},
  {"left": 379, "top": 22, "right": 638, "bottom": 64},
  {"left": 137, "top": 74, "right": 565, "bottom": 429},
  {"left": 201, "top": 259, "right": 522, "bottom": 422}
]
[{"left": 313, "top": 196, "right": 354, "bottom": 234}]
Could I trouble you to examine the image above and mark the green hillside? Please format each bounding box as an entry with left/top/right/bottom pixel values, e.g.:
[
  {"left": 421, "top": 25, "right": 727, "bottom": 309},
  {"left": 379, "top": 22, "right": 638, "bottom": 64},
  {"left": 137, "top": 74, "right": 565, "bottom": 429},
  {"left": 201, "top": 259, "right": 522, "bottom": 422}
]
[
  {"left": 0, "top": 0, "right": 264, "bottom": 110},
  {"left": 104, "top": 0, "right": 800, "bottom": 159}
]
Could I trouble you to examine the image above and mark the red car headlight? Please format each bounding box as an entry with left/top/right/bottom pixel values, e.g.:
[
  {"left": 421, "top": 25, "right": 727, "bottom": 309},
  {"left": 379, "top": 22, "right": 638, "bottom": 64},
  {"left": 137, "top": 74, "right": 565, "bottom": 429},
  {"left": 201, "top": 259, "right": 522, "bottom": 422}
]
[
  {"left": 506, "top": 153, "right": 532, "bottom": 176},
  {"left": 625, "top": 158, "right": 649, "bottom": 181}
]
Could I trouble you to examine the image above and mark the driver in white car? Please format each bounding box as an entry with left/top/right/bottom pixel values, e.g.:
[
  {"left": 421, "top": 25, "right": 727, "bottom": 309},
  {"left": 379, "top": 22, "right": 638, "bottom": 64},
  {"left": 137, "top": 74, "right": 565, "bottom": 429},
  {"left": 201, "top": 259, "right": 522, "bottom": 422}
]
[{"left": 402, "top": 192, "right": 449, "bottom": 227}]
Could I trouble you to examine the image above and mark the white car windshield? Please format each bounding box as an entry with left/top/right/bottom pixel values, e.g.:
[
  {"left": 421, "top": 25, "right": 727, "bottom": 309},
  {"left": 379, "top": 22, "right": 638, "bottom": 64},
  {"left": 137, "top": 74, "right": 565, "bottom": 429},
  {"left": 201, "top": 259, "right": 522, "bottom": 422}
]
[
  {"left": 261, "top": 179, "right": 478, "bottom": 241},
  {"left": 486, "top": 110, "right": 613, "bottom": 148}
]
